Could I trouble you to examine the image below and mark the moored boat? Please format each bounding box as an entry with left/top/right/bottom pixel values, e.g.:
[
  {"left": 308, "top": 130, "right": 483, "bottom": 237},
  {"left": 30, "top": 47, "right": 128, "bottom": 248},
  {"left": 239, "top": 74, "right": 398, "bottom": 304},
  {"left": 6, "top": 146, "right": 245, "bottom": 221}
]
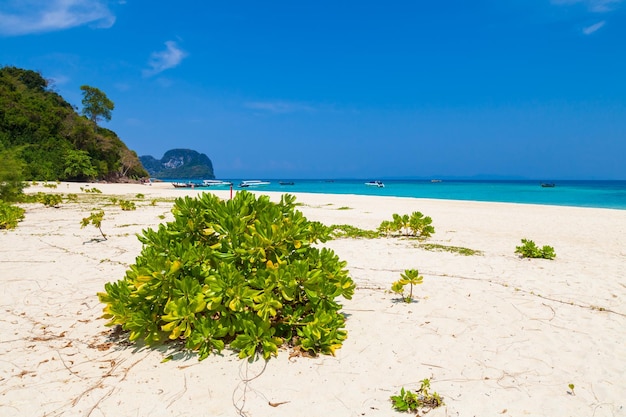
[
  {"left": 238, "top": 180, "right": 271, "bottom": 188},
  {"left": 202, "top": 180, "right": 233, "bottom": 187},
  {"left": 365, "top": 180, "right": 385, "bottom": 188},
  {"left": 172, "top": 182, "right": 196, "bottom": 188}
]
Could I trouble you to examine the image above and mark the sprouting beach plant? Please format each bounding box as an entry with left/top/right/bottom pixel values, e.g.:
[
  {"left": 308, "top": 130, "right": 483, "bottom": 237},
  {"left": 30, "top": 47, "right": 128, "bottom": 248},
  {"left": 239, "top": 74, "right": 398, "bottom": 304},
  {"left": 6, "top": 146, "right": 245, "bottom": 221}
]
[
  {"left": 515, "top": 239, "right": 556, "bottom": 260},
  {"left": 118, "top": 199, "right": 136, "bottom": 211},
  {"left": 98, "top": 191, "right": 355, "bottom": 361},
  {"left": 391, "top": 269, "right": 423, "bottom": 303},
  {"left": 38, "top": 193, "right": 63, "bottom": 207},
  {"left": 390, "top": 379, "right": 444, "bottom": 413},
  {"left": 568, "top": 383, "right": 575, "bottom": 395},
  {"left": 80, "top": 186, "right": 102, "bottom": 194},
  {"left": 379, "top": 212, "right": 434, "bottom": 238},
  {"left": 0, "top": 201, "right": 25, "bottom": 230},
  {"left": 81, "top": 209, "right": 106, "bottom": 240}
]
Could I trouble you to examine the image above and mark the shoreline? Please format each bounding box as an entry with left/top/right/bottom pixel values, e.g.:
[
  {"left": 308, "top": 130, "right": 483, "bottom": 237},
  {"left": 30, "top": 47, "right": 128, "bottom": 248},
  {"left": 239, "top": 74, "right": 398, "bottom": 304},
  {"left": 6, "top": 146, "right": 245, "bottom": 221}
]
[
  {"left": 2, "top": 182, "right": 625, "bottom": 416},
  {"left": 21, "top": 180, "right": 626, "bottom": 212}
]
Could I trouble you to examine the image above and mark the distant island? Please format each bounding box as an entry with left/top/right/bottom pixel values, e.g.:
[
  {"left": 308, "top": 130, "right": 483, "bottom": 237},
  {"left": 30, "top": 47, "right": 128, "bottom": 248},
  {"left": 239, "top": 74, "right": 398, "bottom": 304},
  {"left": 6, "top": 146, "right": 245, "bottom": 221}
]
[{"left": 140, "top": 149, "right": 215, "bottom": 179}]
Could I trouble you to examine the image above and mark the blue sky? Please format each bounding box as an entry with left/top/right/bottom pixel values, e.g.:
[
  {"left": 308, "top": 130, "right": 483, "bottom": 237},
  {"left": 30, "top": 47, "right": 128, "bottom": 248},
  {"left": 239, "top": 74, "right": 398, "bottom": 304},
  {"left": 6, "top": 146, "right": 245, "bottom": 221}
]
[{"left": 1, "top": 1, "right": 625, "bottom": 179}]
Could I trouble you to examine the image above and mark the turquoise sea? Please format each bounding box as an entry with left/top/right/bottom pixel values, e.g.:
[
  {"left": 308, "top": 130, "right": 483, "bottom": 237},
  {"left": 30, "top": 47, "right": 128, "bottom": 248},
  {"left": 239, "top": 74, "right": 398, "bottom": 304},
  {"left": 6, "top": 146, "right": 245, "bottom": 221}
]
[{"left": 167, "top": 180, "right": 626, "bottom": 210}]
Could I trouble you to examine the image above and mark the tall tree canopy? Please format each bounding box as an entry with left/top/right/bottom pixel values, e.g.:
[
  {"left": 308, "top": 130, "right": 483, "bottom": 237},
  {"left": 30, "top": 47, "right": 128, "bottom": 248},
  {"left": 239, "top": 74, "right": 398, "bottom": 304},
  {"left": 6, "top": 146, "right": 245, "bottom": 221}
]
[{"left": 80, "top": 85, "right": 115, "bottom": 124}]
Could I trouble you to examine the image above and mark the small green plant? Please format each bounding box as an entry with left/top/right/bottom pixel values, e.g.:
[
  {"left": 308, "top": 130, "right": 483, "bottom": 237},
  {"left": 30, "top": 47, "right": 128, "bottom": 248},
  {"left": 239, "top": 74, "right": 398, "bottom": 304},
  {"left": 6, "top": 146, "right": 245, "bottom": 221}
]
[
  {"left": 39, "top": 193, "right": 63, "bottom": 207},
  {"left": 43, "top": 182, "right": 58, "bottom": 189},
  {"left": 119, "top": 200, "right": 136, "bottom": 211},
  {"left": 66, "top": 193, "right": 78, "bottom": 203},
  {"left": 150, "top": 199, "right": 158, "bottom": 206},
  {"left": 81, "top": 210, "right": 106, "bottom": 240},
  {"left": 391, "top": 379, "right": 444, "bottom": 413},
  {"left": 379, "top": 212, "right": 434, "bottom": 238},
  {"left": 109, "top": 197, "right": 118, "bottom": 205},
  {"left": 336, "top": 206, "right": 352, "bottom": 210},
  {"left": 391, "top": 269, "right": 423, "bottom": 303},
  {"left": 81, "top": 187, "right": 102, "bottom": 194},
  {"left": 135, "top": 193, "right": 145, "bottom": 199},
  {"left": 515, "top": 239, "right": 556, "bottom": 260},
  {"left": 568, "top": 383, "right": 575, "bottom": 395},
  {"left": 0, "top": 201, "right": 25, "bottom": 230}
]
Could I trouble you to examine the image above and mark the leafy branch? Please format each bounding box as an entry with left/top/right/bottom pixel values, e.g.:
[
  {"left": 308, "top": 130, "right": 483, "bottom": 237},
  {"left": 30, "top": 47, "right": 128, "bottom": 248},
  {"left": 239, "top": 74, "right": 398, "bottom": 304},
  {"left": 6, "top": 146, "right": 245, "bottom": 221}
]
[
  {"left": 391, "top": 269, "right": 423, "bottom": 303},
  {"left": 81, "top": 210, "right": 106, "bottom": 240}
]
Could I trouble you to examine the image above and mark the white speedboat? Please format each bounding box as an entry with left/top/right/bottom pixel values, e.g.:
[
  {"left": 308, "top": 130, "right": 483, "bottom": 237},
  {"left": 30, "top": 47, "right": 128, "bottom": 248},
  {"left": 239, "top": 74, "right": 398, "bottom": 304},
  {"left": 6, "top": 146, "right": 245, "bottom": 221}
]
[
  {"left": 202, "top": 180, "right": 233, "bottom": 187},
  {"left": 238, "top": 180, "right": 270, "bottom": 188},
  {"left": 365, "top": 180, "right": 385, "bottom": 188}
]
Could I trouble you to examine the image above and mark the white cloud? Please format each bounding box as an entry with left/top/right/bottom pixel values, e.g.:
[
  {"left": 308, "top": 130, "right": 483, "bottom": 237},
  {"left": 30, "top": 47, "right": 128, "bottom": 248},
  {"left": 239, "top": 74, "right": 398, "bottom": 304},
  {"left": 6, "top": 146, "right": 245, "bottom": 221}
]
[
  {"left": 582, "top": 20, "right": 606, "bottom": 34},
  {"left": 0, "top": 0, "right": 115, "bottom": 36},
  {"left": 244, "top": 100, "right": 315, "bottom": 114},
  {"left": 143, "top": 41, "right": 188, "bottom": 77},
  {"left": 551, "top": 0, "right": 622, "bottom": 12}
]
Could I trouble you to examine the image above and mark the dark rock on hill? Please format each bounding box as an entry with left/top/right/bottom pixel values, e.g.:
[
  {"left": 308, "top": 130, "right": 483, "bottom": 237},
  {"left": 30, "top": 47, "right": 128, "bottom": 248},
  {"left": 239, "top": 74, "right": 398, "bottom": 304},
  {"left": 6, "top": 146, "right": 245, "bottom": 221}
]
[{"left": 139, "top": 149, "right": 215, "bottom": 179}]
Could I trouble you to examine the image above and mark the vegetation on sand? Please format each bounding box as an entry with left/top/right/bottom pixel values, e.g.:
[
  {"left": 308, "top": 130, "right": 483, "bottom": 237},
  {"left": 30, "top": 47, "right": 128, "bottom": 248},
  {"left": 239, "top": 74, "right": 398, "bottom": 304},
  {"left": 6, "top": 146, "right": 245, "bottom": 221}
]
[
  {"left": 390, "top": 379, "right": 444, "bottom": 413},
  {"left": 515, "top": 239, "right": 556, "bottom": 260},
  {"left": 81, "top": 210, "right": 106, "bottom": 240},
  {"left": 379, "top": 212, "right": 435, "bottom": 238},
  {"left": 0, "top": 201, "right": 25, "bottom": 230},
  {"left": 391, "top": 269, "right": 424, "bottom": 303},
  {"left": 97, "top": 191, "right": 355, "bottom": 361}
]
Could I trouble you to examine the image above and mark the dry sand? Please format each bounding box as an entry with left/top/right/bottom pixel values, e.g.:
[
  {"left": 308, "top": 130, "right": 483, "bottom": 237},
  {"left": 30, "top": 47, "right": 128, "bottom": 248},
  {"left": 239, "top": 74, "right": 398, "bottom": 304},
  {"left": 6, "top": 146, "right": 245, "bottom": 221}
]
[{"left": 1, "top": 181, "right": 625, "bottom": 417}]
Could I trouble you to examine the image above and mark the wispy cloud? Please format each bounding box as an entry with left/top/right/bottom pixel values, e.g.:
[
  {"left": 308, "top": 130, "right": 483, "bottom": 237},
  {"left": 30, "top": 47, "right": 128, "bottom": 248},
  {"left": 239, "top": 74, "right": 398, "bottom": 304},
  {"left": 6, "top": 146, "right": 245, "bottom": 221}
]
[
  {"left": 582, "top": 20, "right": 606, "bottom": 34},
  {"left": 551, "top": 0, "right": 622, "bottom": 12},
  {"left": 244, "top": 100, "right": 316, "bottom": 114},
  {"left": 0, "top": 0, "right": 115, "bottom": 36},
  {"left": 143, "top": 41, "right": 187, "bottom": 77}
]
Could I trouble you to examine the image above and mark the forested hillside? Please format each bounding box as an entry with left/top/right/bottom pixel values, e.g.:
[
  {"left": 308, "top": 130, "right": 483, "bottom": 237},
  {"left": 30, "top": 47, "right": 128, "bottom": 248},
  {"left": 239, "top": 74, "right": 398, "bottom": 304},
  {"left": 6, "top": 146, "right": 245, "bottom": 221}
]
[{"left": 0, "top": 66, "right": 147, "bottom": 181}]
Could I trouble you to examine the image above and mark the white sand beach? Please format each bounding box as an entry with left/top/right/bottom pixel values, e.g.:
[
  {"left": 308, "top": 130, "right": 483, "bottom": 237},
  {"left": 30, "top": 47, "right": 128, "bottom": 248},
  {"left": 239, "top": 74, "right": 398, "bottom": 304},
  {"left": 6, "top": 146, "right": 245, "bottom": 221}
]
[{"left": 1, "top": 182, "right": 625, "bottom": 417}]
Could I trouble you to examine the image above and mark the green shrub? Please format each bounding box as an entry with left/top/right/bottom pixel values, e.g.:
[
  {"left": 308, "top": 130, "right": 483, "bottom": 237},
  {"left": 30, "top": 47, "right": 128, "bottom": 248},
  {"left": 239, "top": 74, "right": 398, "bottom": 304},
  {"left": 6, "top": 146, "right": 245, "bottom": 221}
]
[
  {"left": 135, "top": 193, "right": 145, "bottom": 199},
  {"left": 119, "top": 200, "right": 136, "bottom": 211},
  {"left": 39, "top": 193, "right": 63, "bottom": 207},
  {"left": 379, "top": 212, "right": 434, "bottom": 238},
  {"left": 0, "top": 201, "right": 25, "bottom": 229},
  {"left": 97, "top": 191, "right": 355, "bottom": 361},
  {"left": 515, "top": 239, "right": 556, "bottom": 260}
]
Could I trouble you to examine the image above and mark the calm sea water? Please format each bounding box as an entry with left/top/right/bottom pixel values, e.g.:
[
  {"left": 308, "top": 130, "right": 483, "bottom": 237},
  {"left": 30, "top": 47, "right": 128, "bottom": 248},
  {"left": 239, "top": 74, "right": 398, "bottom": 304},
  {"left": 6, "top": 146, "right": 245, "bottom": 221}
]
[{"left": 168, "top": 180, "right": 626, "bottom": 210}]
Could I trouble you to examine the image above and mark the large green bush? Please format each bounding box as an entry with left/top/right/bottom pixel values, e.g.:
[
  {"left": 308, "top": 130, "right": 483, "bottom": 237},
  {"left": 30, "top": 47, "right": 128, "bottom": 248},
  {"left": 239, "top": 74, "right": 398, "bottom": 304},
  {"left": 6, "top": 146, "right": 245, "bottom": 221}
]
[{"left": 98, "top": 191, "right": 355, "bottom": 360}]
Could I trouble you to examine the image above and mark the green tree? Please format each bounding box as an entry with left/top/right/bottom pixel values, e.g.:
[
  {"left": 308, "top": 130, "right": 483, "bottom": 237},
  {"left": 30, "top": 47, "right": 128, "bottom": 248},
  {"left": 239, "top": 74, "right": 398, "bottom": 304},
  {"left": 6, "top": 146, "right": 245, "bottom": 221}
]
[
  {"left": 63, "top": 149, "right": 98, "bottom": 180},
  {"left": 0, "top": 148, "right": 26, "bottom": 202},
  {"left": 80, "top": 85, "right": 114, "bottom": 124}
]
